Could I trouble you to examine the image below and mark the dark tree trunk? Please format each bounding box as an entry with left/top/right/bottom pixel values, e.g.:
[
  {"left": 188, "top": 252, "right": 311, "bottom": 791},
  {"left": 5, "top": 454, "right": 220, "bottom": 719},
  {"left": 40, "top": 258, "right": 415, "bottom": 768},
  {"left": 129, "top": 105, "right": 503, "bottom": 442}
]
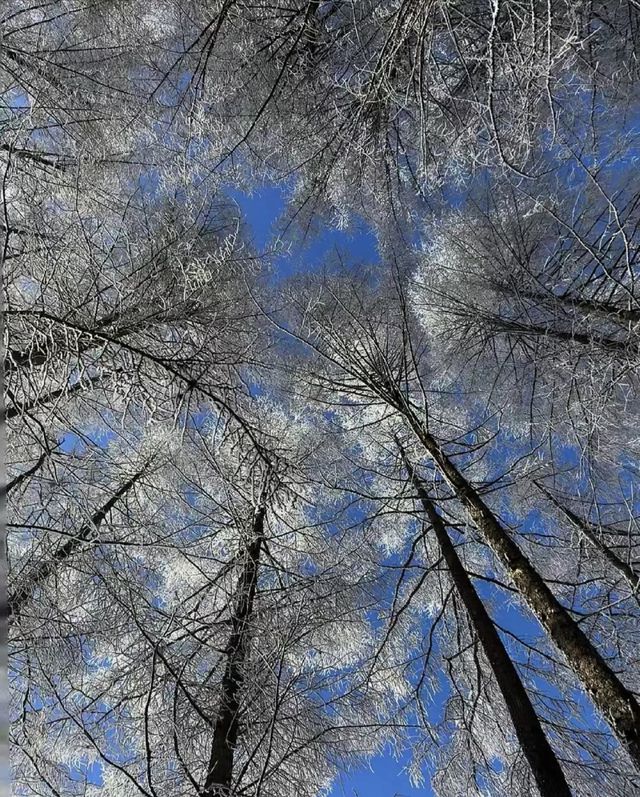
[
  {"left": 202, "top": 504, "right": 265, "bottom": 797},
  {"left": 2, "top": 451, "right": 48, "bottom": 499},
  {"left": 400, "top": 410, "right": 640, "bottom": 769},
  {"left": 399, "top": 444, "right": 572, "bottom": 796},
  {"left": 3, "top": 307, "right": 161, "bottom": 374},
  {"left": 491, "top": 316, "right": 635, "bottom": 354},
  {"left": 508, "top": 284, "right": 640, "bottom": 327},
  {"left": 5, "top": 373, "right": 106, "bottom": 420},
  {"left": 8, "top": 470, "right": 145, "bottom": 618}
]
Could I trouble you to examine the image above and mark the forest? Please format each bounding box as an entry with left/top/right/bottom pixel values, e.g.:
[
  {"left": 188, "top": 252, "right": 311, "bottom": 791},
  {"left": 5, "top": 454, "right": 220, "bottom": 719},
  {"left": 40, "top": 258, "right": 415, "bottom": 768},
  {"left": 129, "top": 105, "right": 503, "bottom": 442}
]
[{"left": 3, "top": 2, "right": 640, "bottom": 795}]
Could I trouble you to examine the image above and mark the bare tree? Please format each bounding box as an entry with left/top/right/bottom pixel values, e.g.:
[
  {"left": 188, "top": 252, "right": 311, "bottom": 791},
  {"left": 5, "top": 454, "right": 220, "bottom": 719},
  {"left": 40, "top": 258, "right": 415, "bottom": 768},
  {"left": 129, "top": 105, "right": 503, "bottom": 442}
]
[
  {"left": 276, "top": 269, "right": 640, "bottom": 779},
  {"left": 8, "top": 391, "right": 391, "bottom": 796},
  {"left": 396, "top": 439, "right": 571, "bottom": 797},
  {"left": 6, "top": 3, "right": 640, "bottom": 796},
  {"left": 129, "top": 1, "right": 640, "bottom": 232},
  {"left": 411, "top": 171, "right": 640, "bottom": 445}
]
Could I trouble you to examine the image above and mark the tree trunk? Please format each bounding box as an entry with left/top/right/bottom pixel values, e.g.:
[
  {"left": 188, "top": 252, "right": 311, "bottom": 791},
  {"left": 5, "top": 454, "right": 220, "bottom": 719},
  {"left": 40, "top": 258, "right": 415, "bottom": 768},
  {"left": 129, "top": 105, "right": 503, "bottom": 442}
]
[
  {"left": 2, "top": 451, "right": 48, "bottom": 499},
  {"left": 400, "top": 409, "right": 640, "bottom": 769},
  {"left": 5, "top": 373, "right": 106, "bottom": 420},
  {"left": 491, "top": 316, "right": 635, "bottom": 355},
  {"left": 536, "top": 484, "right": 640, "bottom": 598},
  {"left": 202, "top": 504, "right": 265, "bottom": 797},
  {"left": 8, "top": 469, "right": 145, "bottom": 618},
  {"left": 507, "top": 284, "right": 640, "bottom": 327},
  {"left": 399, "top": 444, "right": 571, "bottom": 796}
]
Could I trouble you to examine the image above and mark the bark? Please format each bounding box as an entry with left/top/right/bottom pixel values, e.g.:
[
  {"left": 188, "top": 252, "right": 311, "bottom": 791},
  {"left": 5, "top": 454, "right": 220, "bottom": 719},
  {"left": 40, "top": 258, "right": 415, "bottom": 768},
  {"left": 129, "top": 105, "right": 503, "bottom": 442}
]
[
  {"left": 397, "top": 404, "right": 640, "bottom": 769},
  {"left": 7, "top": 469, "right": 145, "bottom": 618},
  {"left": 202, "top": 504, "right": 265, "bottom": 797},
  {"left": 399, "top": 444, "right": 571, "bottom": 796},
  {"left": 502, "top": 283, "right": 640, "bottom": 327},
  {"left": 488, "top": 316, "right": 636, "bottom": 355},
  {"left": 0, "top": 143, "right": 67, "bottom": 170},
  {"left": 540, "top": 292, "right": 640, "bottom": 327},
  {"left": 5, "top": 344, "right": 50, "bottom": 372}
]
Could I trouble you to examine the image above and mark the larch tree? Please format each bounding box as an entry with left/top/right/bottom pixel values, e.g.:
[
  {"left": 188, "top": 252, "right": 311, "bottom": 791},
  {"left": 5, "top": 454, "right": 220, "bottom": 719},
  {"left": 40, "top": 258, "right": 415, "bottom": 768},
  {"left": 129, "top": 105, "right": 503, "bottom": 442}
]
[
  {"left": 410, "top": 168, "right": 640, "bottom": 448},
  {"left": 271, "top": 267, "right": 640, "bottom": 793},
  {"left": 5, "top": 2, "right": 640, "bottom": 796},
  {"left": 8, "top": 389, "right": 396, "bottom": 796}
]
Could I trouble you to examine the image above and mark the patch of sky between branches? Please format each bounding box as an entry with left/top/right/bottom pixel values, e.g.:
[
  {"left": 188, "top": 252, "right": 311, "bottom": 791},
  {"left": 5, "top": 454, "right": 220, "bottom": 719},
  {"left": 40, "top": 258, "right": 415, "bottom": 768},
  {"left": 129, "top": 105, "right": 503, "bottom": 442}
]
[
  {"left": 329, "top": 752, "right": 424, "bottom": 797},
  {"left": 228, "top": 185, "right": 379, "bottom": 279}
]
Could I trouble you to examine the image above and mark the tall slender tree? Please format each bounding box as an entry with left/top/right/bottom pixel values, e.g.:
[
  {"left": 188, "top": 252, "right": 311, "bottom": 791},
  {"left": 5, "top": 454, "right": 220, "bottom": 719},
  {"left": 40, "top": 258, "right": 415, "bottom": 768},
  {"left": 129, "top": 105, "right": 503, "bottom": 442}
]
[
  {"left": 396, "top": 439, "right": 571, "bottom": 797},
  {"left": 278, "top": 269, "right": 640, "bottom": 781}
]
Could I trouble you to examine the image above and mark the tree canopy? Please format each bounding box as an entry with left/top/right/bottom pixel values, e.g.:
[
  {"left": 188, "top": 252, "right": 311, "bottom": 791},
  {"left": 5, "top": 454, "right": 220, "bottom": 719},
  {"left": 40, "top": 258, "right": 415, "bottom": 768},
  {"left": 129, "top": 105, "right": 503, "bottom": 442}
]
[{"left": 4, "top": 2, "right": 640, "bottom": 795}]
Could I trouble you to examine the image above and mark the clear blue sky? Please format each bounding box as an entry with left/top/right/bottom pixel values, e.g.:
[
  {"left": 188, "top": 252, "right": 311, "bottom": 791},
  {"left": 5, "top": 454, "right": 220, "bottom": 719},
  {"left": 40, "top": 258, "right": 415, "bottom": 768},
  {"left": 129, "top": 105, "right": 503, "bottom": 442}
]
[
  {"left": 228, "top": 184, "right": 379, "bottom": 278},
  {"left": 330, "top": 755, "right": 424, "bottom": 797}
]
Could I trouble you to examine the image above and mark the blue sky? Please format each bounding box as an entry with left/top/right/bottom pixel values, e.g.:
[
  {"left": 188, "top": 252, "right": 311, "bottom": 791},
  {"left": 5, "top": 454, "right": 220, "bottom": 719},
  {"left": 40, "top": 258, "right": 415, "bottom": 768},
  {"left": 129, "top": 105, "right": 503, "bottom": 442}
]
[
  {"left": 330, "top": 754, "right": 423, "bottom": 797},
  {"left": 228, "top": 184, "right": 379, "bottom": 279}
]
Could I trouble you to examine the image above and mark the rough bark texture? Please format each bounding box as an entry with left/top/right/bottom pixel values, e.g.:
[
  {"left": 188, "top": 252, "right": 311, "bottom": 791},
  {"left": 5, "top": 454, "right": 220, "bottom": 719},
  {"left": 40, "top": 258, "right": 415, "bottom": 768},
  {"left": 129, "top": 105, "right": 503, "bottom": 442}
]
[
  {"left": 202, "top": 505, "right": 265, "bottom": 797},
  {"left": 401, "top": 412, "right": 640, "bottom": 769},
  {"left": 400, "top": 445, "right": 572, "bottom": 796}
]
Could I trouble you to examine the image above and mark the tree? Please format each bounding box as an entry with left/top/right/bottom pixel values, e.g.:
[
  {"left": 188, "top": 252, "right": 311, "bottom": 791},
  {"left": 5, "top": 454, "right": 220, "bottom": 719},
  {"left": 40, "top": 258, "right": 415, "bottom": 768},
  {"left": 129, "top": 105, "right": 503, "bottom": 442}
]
[
  {"left": 6, "top": 2, "right": 640, "bottom": 795},
  {"left": 132, "top": 1, "right": 640, "bottom": 232},
  {"left": 410, "top": 167, "right": 640, "bottom": 446},
  {"left": 8, "top": 390, "right": 392, "bottom": 796},
  {"left": 396, "top": 439, "right": 571, "bottom": 797},
  {"left": 276, "top": 268, "right": 640, "bottom": 786},
  {"left": 535, "top": 483, "right": 640, "bottom": 600}
]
